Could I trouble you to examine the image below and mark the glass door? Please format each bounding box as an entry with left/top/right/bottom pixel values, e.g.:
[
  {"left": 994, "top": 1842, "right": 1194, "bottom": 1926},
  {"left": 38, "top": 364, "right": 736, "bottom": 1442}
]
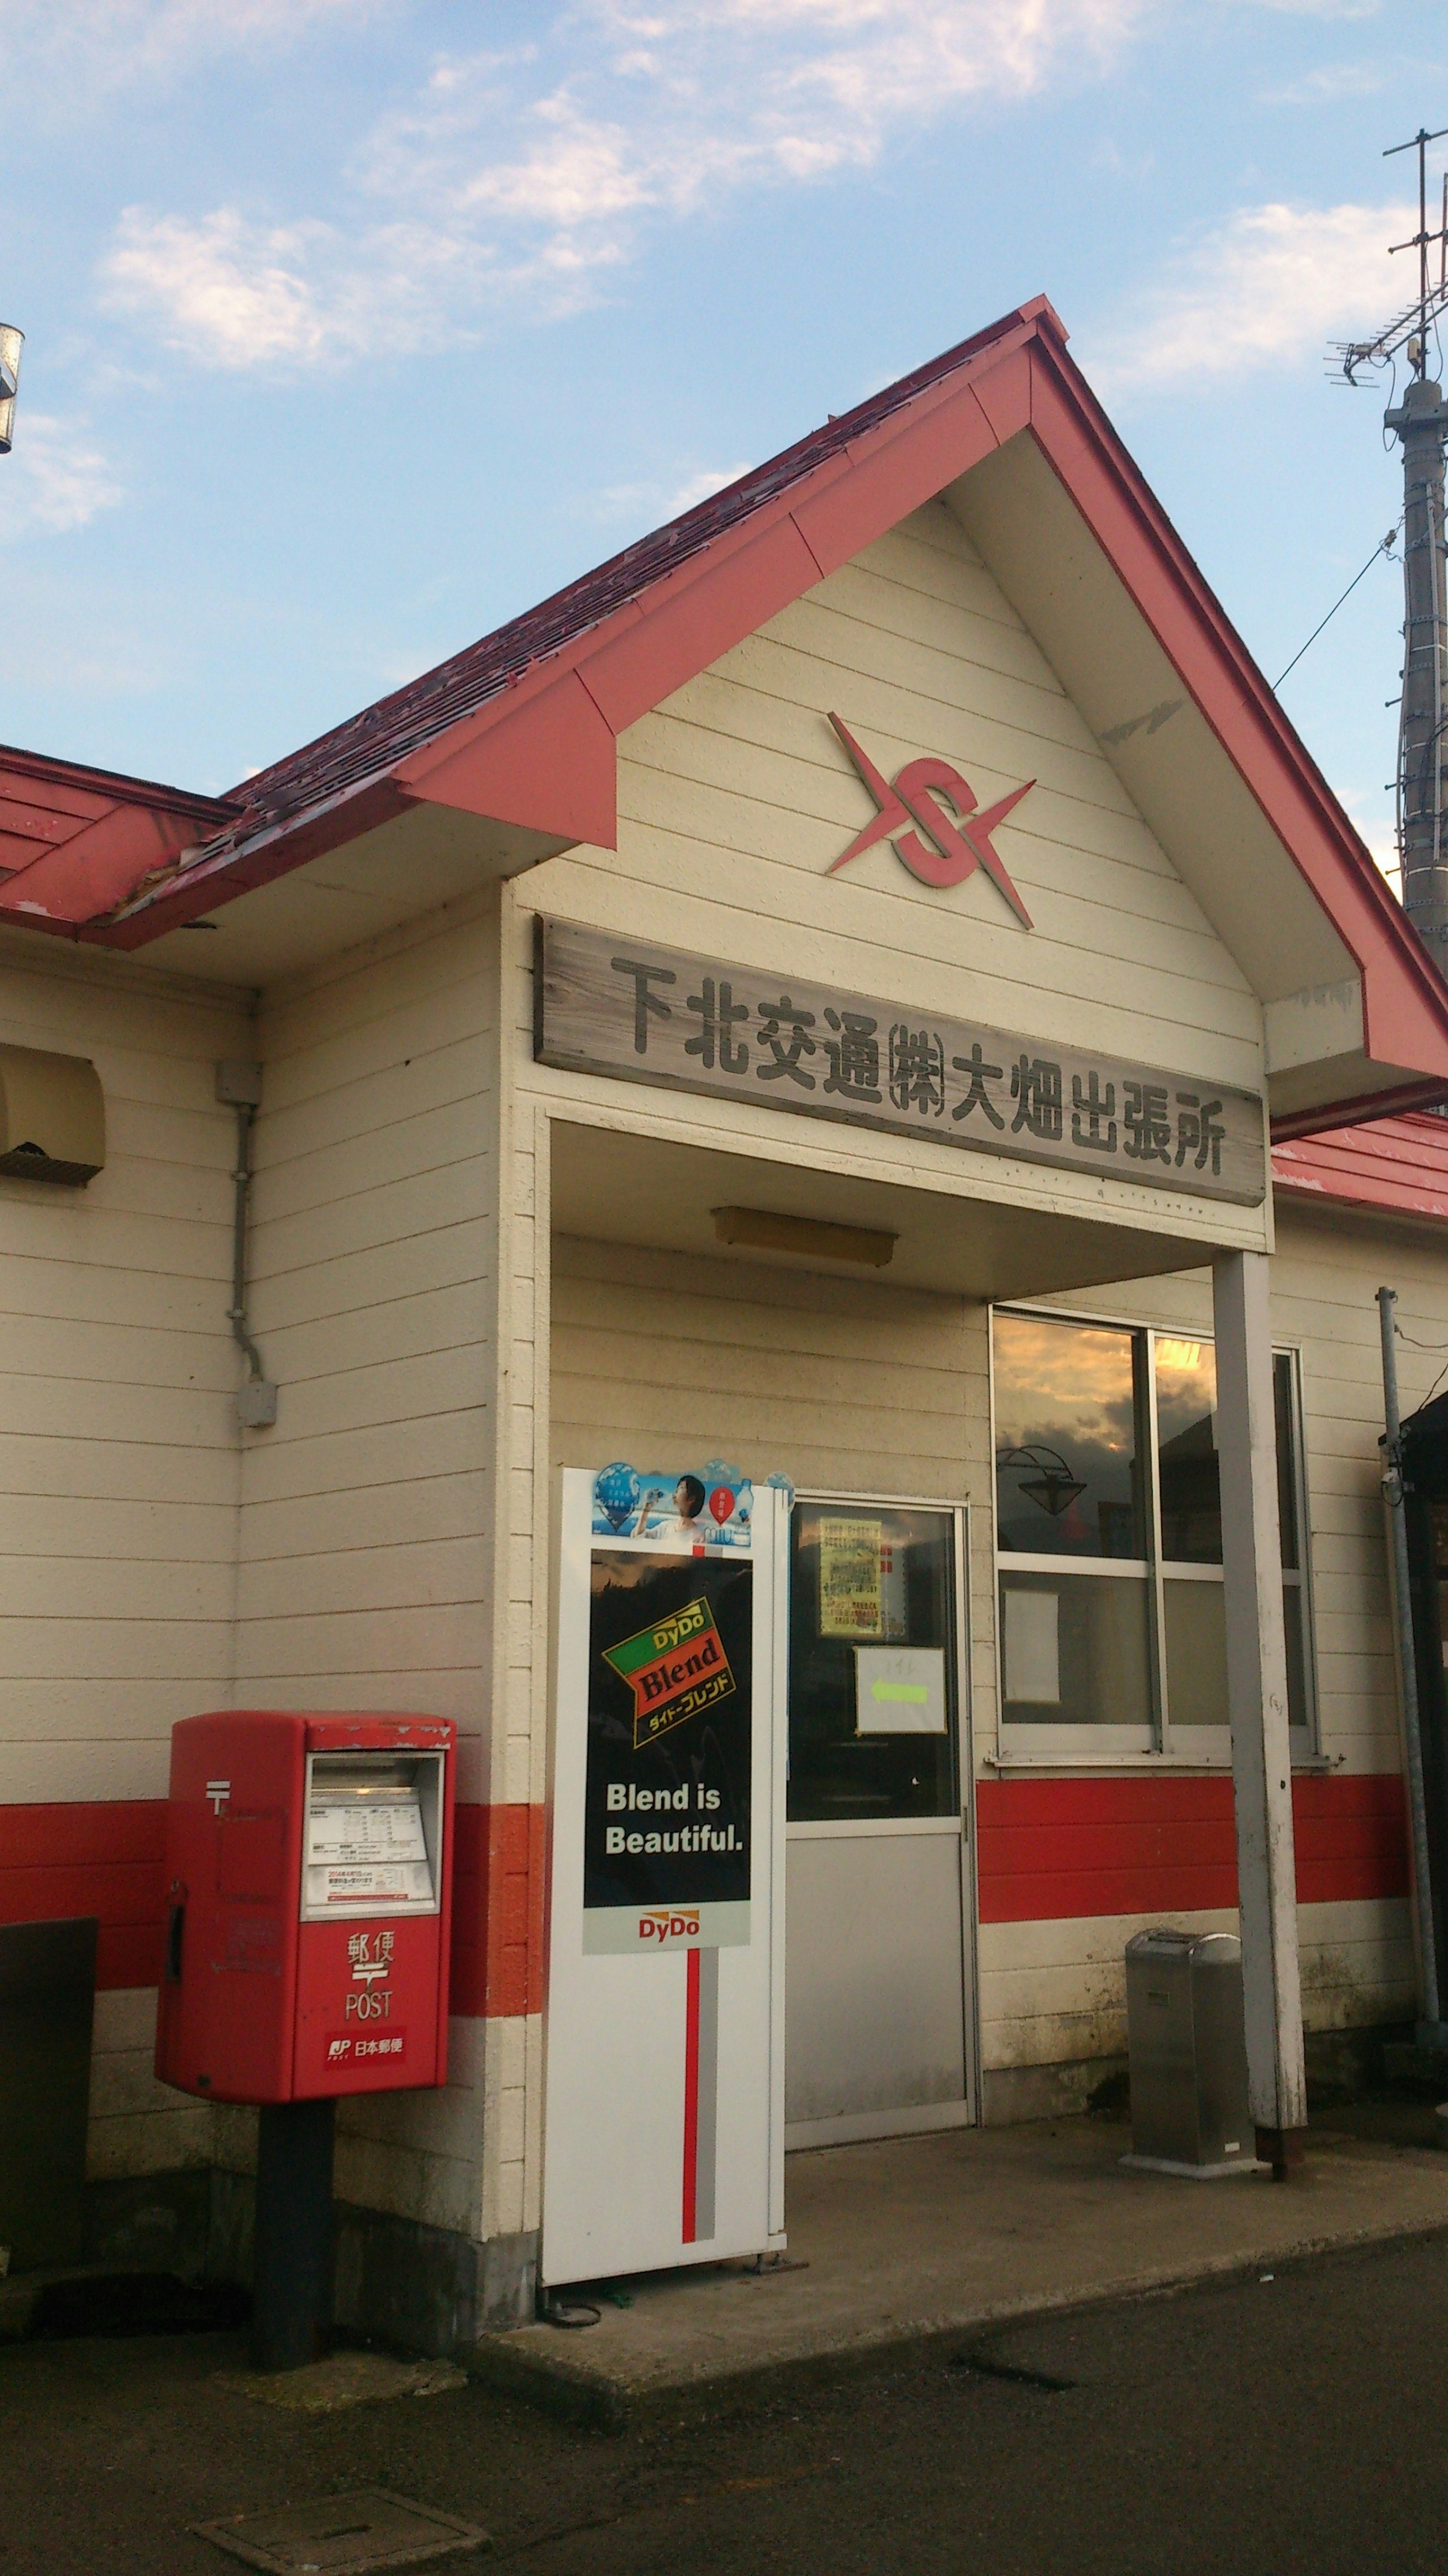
[{"left": 784, "top": 1497, "right": 973, "bottom": 2145}]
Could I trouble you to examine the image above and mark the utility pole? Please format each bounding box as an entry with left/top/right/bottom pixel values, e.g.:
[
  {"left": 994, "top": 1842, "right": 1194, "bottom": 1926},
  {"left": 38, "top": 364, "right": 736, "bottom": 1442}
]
[{"left": 1333, "top": 127, "right": 1448, "bottom": 964}]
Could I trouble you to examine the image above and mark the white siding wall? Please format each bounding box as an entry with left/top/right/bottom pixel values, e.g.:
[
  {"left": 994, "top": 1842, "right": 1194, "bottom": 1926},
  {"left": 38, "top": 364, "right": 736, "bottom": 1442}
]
[
  {"left": 0, "top": 936, "right": 251, "bottom": 2181},
  {"left": 980, "top": 1899, "right": 1413, "bottom": 2082},
  {"left": 1269, "top": 1199, "right": 1443, "bottom": 1777},
  {"left": 549, "top": 1233, "right": 983, "bottom": 1506},
  {"left": 0, "top": 944, "right": 250, "bottom": 1800},
  {"left": 539, "top": 499, "right": 1264, "bottom": 1111},
  {"left": 232, "top": 890, "right": 502, "bottom": 2235}
]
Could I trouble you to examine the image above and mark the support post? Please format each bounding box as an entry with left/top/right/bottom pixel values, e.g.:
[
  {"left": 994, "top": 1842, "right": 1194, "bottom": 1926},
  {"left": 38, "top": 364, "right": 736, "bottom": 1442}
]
[
  {"left": 250, "top": 2097, "right": 336, "bottom": 2371},
  {"left": 1212, "top": 1251, "right": 1307, "bottom": 2177}
]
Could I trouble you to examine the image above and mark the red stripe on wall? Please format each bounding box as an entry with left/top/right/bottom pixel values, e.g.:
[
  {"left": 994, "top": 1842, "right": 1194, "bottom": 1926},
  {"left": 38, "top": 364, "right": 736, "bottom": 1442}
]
[
  {"left": 975, "top": 1772, "right": 1409, "bottom": 1924},
  {"left": 0, "top": 1800, "right": 168, "bottom": 1989},
  {"left": 448, "top": 1802, "right": 546, "bottom": 2019},
  {"left": 0, "top": 1797, "right": 548, "bottom": 2012},
  {"left": 0, "top": 1775, "right": 1408, "bottom": 1989}
]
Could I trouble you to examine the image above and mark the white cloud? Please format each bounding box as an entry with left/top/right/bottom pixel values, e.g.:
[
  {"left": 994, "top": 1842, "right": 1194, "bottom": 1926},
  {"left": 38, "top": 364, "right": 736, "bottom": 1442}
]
[
  {"left": 1260, "top": 58, "right": 1388, "bottom": 102},
  {"left": 0, "top": 414, "right": 122, "bottom": 539},
  {"left": 584, "top": 459, "right": 755, "bottom": 525},
  {"left": 100, "top": 0, "right": 1149, "bottom": 369},
  {"left": 1087, "top": 198, "right": 1415, "bottom": 395},
  {"left": 664, "top": 462, "right": 755, "bottom": 512},
  {"left": 1338, "top": 793, "right": 1398, "bottom": 883},
  {"left": 105, "top": 210, "right": 339, "bottom": 367}
]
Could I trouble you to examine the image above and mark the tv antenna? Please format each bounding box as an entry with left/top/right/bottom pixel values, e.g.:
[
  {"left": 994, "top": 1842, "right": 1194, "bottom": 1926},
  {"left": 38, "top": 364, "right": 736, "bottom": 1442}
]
[{"left": 1330, "top": 127, "right": 1448, "bottom": 966}]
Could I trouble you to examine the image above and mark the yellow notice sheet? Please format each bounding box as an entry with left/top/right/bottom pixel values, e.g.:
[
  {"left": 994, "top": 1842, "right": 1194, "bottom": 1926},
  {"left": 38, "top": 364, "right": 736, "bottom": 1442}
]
[{"left": 819, "top": 1515, "right": 884, "bottom": 1637}]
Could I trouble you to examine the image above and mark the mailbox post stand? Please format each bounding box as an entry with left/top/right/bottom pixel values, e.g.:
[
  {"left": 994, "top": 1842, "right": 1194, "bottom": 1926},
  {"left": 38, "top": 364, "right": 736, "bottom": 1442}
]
[{"left": 251, "top": 2097, "right": 337, "bottom": 2371}]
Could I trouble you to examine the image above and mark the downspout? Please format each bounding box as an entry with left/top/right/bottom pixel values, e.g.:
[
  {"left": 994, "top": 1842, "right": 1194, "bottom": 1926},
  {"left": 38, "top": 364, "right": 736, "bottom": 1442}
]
[
  {"left": 1377, "top": 1285, "right": 1442, "bottom": 2039},
  {"left": 217, "top": 1060, "right": 278, "bottom": 1429}
]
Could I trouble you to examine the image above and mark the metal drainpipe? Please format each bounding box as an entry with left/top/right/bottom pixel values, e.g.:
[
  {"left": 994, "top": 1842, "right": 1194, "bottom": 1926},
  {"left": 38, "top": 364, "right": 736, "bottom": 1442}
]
[
  {"left": 217, "top": 1062, "right": 278, "bottom": 1429},
  {"left": 1377, "top": 1285, "right": 1442, "bottom": 2038}
]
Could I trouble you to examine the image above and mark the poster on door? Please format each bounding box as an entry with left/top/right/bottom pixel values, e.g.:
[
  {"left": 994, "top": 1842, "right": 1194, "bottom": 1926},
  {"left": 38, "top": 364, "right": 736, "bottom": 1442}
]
[
  {"left": 582, "top": 1547, "right": 754, "bottom": 1954},
  {"left": 818, "top": 1517, "right": 909, "bottom": 1640}
]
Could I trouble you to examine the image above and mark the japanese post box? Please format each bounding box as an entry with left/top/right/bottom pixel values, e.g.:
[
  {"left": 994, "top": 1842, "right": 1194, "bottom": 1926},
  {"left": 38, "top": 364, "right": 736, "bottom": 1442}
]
[{"left": 155, "top": 1710, "right": 455, "bottom": 2104}]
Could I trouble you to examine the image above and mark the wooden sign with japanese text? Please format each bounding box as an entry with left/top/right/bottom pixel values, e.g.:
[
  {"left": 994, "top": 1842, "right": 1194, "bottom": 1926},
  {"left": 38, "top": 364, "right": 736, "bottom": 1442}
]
[{"left": 533, "top": 917, "right": 1267, "bottom": 1208}]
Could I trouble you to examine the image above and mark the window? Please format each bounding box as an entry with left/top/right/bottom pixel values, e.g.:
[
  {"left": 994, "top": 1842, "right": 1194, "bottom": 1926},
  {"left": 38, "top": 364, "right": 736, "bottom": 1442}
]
[{"left": 992, "top": 1308, "right": 1313, "bottom": 1758}]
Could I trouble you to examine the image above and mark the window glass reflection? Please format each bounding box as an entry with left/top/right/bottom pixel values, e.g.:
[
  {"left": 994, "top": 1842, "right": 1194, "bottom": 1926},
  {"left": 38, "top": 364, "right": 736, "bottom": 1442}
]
[
  {"left": 1155, "top": 1336, "right": 1221, "bottom": 1564},
  {"left": 994, "top": 1311, "right": 1315, "bottom": 1745},
  {"left": 1274, "top": 1352, "right": 1300, "bottom": 1571},
  {"left": 994, "top": 1312, "right": 1146, "bottom": 1560},
  {"left": 1283, "top": 1585, "right": 1308, "bottom": 1732}
]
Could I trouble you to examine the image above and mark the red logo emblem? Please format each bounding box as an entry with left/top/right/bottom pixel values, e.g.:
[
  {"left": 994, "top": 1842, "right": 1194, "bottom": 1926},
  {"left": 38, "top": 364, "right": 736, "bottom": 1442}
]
[{"left": 827, "top": 715, "right": 1034, "bottom": 927}]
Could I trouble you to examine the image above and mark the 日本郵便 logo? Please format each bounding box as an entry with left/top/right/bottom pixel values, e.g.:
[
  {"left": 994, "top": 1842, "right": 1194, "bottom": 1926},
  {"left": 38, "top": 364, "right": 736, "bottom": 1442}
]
[{"left": 827, "top": 714, "right": 1034, "bottom": 926}]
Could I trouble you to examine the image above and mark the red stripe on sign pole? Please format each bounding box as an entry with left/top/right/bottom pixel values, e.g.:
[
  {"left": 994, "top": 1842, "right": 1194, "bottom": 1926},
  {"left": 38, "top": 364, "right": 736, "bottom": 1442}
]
[{"left": 682, "top": 1944, "right": 701, "bottom": 2244}]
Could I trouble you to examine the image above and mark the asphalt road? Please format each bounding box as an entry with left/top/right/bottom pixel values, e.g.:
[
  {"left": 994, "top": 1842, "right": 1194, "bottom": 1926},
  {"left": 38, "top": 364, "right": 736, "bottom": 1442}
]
[{"left": 5, "top": 2229, "right": 1448, "bottom": 2575}]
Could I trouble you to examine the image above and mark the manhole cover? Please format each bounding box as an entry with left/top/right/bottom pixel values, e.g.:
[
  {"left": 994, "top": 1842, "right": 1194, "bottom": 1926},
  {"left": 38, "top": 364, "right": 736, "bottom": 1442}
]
[{"left": 191, "top": 2488, "right": 486, "bottom": 2574}]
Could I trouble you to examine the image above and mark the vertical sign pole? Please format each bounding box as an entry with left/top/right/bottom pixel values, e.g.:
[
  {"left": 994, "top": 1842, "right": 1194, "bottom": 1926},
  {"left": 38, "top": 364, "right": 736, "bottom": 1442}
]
[
  {"left": 1212, "top": 1251, "right": 1308, "bottom": 2178},
  {"left": 682, "top": 1946, "right": 701, "bottom": 2243}
]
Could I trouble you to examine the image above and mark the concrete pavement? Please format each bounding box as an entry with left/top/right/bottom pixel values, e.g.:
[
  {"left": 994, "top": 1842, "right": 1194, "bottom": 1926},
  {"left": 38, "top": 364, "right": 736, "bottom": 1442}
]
[
  {"left": 12, "top": 2219, "right": 1448, "bottom": 2573},
  {"left": 472, "top": 2113, "right": 1448, "bottom": 2425}
]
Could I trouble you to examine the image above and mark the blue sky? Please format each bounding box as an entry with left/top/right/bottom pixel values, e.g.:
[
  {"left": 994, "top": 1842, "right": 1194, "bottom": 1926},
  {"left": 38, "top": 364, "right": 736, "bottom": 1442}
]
[{"left": 1, "top": 1, "right": 1443, "bottom": 879}]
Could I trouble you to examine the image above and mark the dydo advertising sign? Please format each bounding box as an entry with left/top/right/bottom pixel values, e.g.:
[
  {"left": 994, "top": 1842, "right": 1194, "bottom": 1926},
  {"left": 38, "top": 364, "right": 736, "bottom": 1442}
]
[{"left": 541, "top": 1464, "right": 787, "bottom": 2288}]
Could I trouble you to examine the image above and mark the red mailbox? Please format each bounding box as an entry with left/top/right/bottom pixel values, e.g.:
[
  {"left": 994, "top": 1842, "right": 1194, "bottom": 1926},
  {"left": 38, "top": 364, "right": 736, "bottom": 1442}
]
[{"left": 155, "top": 1710, "right": 455, "bottom": 2105}]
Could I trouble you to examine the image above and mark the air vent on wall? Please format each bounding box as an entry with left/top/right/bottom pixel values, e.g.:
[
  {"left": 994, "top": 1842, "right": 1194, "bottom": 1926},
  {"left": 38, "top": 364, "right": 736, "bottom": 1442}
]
[{"left": 0, "top": 1044, "right": 105, "bottom": 1185}]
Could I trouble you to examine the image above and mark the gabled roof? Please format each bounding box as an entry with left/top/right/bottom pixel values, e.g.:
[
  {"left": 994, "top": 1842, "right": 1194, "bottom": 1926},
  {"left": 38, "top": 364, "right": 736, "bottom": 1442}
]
[
  {"left": 105, "top": 296, "right": 1068, "bottom": 925},
  {"left": 216, "top": 305, "right": 1037, "bottom": 843},
  {"left": 2, "top": 293, "right": 1446, "bottom": 1140}
]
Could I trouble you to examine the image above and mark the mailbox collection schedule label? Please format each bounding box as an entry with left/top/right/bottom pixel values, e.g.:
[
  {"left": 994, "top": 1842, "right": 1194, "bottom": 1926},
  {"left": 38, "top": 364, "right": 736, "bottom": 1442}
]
[{"left": 304, "top": 1792, "right": 433, "bottom": 1909}]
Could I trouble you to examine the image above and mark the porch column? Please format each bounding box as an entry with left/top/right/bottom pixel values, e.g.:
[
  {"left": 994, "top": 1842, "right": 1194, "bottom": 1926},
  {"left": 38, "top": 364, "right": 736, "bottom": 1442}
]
[{"left": 1211, "top": 1249, "right": 1308, "bottom": 2173}]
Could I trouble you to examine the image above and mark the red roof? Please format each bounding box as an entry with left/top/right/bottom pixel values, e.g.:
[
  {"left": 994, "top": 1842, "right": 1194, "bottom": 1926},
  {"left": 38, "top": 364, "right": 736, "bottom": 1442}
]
[
  {"left": 0, "top": 745, "right": 236, "bottom": 925},
  {"left": 1273, "top": 1113, "right": 1448, "bottom": 1225}
]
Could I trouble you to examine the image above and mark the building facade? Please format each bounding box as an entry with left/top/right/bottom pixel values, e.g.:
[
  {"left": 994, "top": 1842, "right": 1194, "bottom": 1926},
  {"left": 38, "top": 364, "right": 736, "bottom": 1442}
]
[{"left": 2, "top": 299, "right": 1447, "bottom": 2342}]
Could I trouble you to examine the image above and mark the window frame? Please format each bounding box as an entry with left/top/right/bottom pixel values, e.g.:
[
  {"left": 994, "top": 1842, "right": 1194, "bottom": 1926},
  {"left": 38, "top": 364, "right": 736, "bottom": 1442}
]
[{"left": 988, "top": 1301, "right": 1319, "bottom": 1770}]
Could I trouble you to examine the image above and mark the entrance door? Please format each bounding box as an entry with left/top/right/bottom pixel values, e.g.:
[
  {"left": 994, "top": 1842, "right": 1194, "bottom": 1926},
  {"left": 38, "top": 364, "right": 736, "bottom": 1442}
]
[{"left": 785, "top": 1497, "right": 974, "bottom": 2147}]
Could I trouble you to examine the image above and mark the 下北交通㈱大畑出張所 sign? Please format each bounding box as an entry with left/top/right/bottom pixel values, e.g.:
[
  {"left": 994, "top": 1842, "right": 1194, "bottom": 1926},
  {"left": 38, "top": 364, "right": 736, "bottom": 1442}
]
[{"left": 533, "top": 918, "right": 1265, "bottom": 1208}]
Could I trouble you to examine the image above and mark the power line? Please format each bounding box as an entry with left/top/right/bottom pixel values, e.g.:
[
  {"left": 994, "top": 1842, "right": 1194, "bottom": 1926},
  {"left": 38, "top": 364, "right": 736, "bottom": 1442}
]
[{"left": 1272, "top": 528, "right": 1400, "bottom": 691}]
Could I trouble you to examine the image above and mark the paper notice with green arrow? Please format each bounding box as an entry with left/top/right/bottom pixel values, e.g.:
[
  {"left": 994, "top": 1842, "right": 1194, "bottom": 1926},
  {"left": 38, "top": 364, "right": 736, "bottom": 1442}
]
[{"left": 854, "top": 1646, "right": 947, "bottom": 1735}]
